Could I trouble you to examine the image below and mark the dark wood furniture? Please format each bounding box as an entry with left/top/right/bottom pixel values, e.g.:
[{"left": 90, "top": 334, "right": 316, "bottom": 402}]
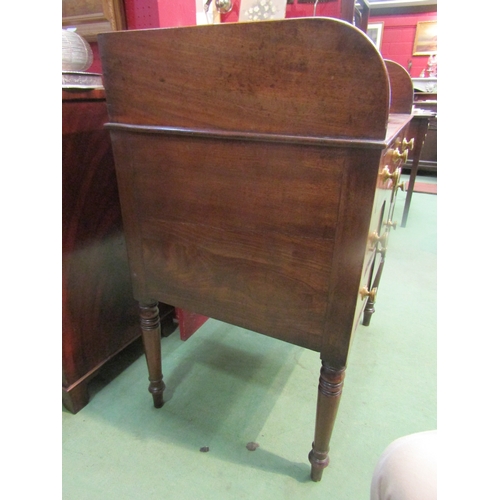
[
  {"left": 382, "top": 73, "right": 436, "bottom": 227},
  {"left": 354, "top": 0, "right": 370, "bottom": 32},
  {"left": 63, "top": 89, "right": 144, "bottom": 413},
  {"left": 361, "top": 60, "right": 414, "bottom": 324},
  {"left": 412, "top": 92, "right": 437, "bottom": 171},
  {"left": 98, "top": 18, "right": 414, "bottom": 481},
  {"left": 401, "top": 88, "right": 437, "bottom": 227},
  {"left": 401, "top": 113, "right": 434, "bottom": 227}
]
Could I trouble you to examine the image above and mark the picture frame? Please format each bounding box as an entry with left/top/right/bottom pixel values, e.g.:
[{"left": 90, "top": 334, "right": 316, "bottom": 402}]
[
  {"left": 413, "top": 20, "right": 437, "bottom": 56},
  {"left": 62, "top": 0, "right": 126, "bottom": 42},
  {"left": 367, "top": 22, "right": 384, "bottom": 51}
]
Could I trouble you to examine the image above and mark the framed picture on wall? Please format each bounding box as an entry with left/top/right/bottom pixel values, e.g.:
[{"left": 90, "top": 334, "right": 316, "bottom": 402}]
[
  {"left": 413, "top": 20, "right": 437, "bottom": 56},
  {"left": 367, "top": 23, "right": 384, "bottom": 51}
]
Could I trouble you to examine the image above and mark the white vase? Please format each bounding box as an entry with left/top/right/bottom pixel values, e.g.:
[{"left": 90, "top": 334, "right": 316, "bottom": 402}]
[{"left": 62, "top": 29, "right": 93, "bottom": 72}]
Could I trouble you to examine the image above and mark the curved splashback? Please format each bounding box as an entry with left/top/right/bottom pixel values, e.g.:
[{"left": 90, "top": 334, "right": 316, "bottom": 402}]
[{"left": 98, "top": 18, "right": 390, "bottom": 140}]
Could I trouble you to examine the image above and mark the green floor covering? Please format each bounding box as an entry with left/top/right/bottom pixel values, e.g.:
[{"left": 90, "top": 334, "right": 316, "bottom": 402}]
[{"left": 62, "top": 182, "right": 437, "bottom": 499}]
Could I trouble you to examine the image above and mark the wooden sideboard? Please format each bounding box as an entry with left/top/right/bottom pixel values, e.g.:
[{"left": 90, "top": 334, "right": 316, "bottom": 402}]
[
  {"left": 62, "top": 90, "right": 175, "bottom": 413},
  {"left": 62, "top": 89, "right": 141, "bottom": 413},
  {"left": 98, "top": 18, "right": 414, "bottom": 481}
]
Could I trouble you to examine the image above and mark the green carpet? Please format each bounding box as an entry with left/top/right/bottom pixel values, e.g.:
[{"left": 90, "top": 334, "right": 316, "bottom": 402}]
[{"left": 62, "top": 185, "right": 437, "bottom": 499}]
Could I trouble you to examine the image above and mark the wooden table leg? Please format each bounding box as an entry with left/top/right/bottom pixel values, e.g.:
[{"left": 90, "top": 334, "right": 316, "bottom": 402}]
[
  {"left": 401, "top": 116, "right": 429, "bottom": 228},
  {"left": 139, "top": 301, "right": 166, "bottom": 408},
  {"left": 309, "top": 363, "right": 346, "bottom": 481},
  {"left": 362, "top": 255, "right": 385, "bottom": 327}
]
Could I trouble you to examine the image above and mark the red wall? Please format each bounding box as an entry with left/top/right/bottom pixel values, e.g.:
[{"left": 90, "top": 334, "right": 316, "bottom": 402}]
[
  {"left": 88, "top": 0, "right": 197, "bottom": 72},
  {"left": 124, "top": 0, "right": 160, "bottom": 29},
  {"left": 371, "top": 10, "right": 437, "bottom": 78},
  {"left": 157, "top": 0, "right": 196, "bottom": 27}
]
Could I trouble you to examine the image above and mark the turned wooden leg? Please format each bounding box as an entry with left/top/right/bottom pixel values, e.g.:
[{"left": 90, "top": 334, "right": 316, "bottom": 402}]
[
  {"left": 139, "top": 301, "right": 166, "bottom": 408},
  {"left": 309, "top": 362, "right": 346, "bottom": 482},
  {"left": 401, "top": 116, "right": 429, "bottom": 228},
  {"left": 362, "top": 299, "right": 376, "bottom": 326},
  {"left": 362, "top": 256, "right": 385, "bottom": 326}
]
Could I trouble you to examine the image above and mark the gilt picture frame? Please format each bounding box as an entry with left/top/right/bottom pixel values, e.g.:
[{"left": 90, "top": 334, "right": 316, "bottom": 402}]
[{"left": 413, "top": 20, "right": 437, "bottom": 56}]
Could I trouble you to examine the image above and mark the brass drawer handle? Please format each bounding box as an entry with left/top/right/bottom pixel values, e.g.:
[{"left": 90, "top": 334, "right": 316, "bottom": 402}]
[
  {"left": 360, "top": 286, "right": 377, "bottom": 302},
  {"left": 368, "top": 231, "right": 388, "bottom": 251},
  {"left": 392, "top": 148, "right": 408, "bottom": 163},
  {"left": 403, "top": 137, "right": 414, "bottom": 151},
  {"left": 381, "top": 167, "right": 404, "bottom": 193},
  {"left": 385, "top": 219, "right": 398, "bottom": 229},
  {"left": 380, "top": 165, "right": 399, "bottom": 182}
]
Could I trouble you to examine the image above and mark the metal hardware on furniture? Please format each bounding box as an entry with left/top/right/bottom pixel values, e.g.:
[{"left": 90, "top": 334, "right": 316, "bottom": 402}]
[
  {"left": 403, "top": 137, "right": 414, "bottom": 150},
  {"left": 368, "top": 231, "right": 388, "bottom": 250},
  {"left": 359, "top": 286, "right": 377, "bottom": 302},
  {"left": 392, "top": 148, "right": 408, "bottom": 163},
  {"left": 380, "top": 165, "right": 400, "bottom": 183},
  {"left": 382, "top": 166, "right": 404, "bottom": 195},
  {"left": 380, "top": 165, "right": 391, "bottom": 182}
]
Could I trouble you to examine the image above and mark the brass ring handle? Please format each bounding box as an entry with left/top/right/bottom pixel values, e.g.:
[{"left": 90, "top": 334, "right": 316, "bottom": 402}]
[
  {"left": 392, "top": 148, "right": 408, "bottom": 163},
  {"left": 359, "top": 286, "right": 377, "bottom": 302},
  {"left": 403, "top": 137, "right": 414, "bottom": 151}
]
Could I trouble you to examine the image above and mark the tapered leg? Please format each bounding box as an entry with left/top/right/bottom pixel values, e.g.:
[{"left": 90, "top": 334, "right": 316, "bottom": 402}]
[
  {"left": 139, "top": 301, "right": 166, "bottom": 408},
  {"left": 362, "top": 257, "right": 385, "bottom": 326},
  {"left": 401, "top": 116, "right": 429, "bottom": 228},
  {"left": 309, "top": 362, "right": 346, "bottom": 482}
]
